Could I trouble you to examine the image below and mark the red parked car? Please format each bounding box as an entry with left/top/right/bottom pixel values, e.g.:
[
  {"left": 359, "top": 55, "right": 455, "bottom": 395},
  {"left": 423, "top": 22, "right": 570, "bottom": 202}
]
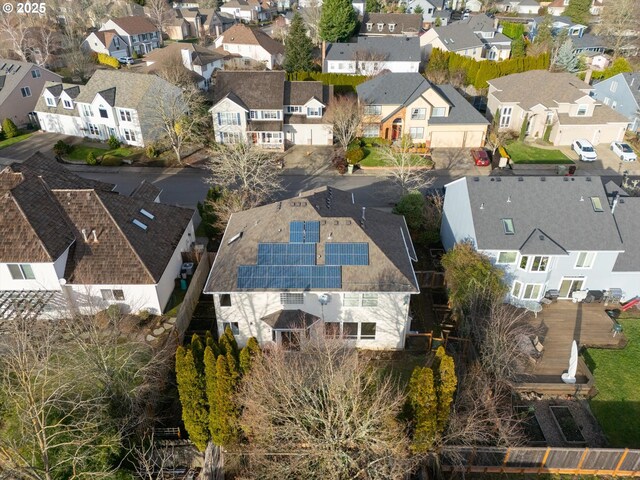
[{"left": 471, "top": 148, "right": 491, "bottom": 166}]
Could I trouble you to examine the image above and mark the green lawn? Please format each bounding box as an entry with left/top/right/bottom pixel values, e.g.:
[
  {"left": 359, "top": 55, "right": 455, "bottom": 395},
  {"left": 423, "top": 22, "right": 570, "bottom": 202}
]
[
  {"left": 0, "top": 132, "right": 34, "bottom": 150},
  {"left": 506, "top": 142, "right": 573, "bottom": 164},
  {"left": 359, "top": 146, "right": 433, "bottom": 168},
  {"left": 66, "top": 144, "right": 140, "bottom": 163},
  {"left": 585, "top": 319, "right": 640, "bottom": 447}
]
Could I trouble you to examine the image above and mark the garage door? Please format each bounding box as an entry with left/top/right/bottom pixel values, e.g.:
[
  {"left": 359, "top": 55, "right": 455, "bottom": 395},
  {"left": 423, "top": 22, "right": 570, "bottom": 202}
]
[{"left": 430, "top": 131, "right": 465, "bottom": 148}]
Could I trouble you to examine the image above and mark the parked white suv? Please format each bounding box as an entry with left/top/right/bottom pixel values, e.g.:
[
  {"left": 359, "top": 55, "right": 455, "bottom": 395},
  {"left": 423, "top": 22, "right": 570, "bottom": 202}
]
[
  {"left": 610, "top": 141, "right": 637, "bottom": 162},
  {"left": 572, "top": 139, "right": 597, "bottom": 161}
]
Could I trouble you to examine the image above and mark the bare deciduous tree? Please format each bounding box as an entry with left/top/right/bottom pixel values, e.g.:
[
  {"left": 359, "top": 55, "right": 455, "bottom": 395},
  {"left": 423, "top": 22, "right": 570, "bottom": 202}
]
[
  {"left": 145, "top": 0, "right": 172, "bottom": 47},
  {"left": 62, "top": 29, "right": 96, "bottom": 82},
  {"left": 0, "top": 14, "right": 32, "bottom": 62},
  {"left": 352, "top": 48, "right": 389, "bottom": 76},
  {"left": 377, "top": 134, "right": 434, "bottom": 195},
  {"left": 595, "top": 0, "right": 640, "bottom": 58},
  {"left": 237, "top": 337, "right": 416, "bottom": 479},
  {"left": 301, "top": 0, "right": 323, "bottom": 46},
  {"left": 326, "top": 95, "right": 363, "bottom": 152}
]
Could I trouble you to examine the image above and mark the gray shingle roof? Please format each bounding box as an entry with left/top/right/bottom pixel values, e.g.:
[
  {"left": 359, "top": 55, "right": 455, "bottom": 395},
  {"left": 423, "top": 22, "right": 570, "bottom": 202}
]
[
  {"left": 433, "top": 23, "right": 485, "bottom": 51},
  {"left": 360, "top": 13, "right": 423, "bottom": 35},
  {"left": 621, "top": 72, "right": 640, "bottom": 105},
  {"left": 611, "top": 196, "right": 640, "bottom": 272},
  {"left": 456, "top": 176, "right": 625, "bottom": 253},
  {"left": 35, "top": 82, "right": 82, "bottom": 117},
  {"left": 429, "top": 85, "right": 489, "bottom": 125},
  {"left": 325, "top": 36, "right": 421, "bottom": 62},
  {"left": 572, "top": 33, "right": 606, "bottom": 50},
  {"left": 356, "top": 72, "right": 431, "bottom": 105},
  {"left": 0, "top": 59, "right": 60, "bottom": 107},
  {"left": 204, "top": 187, "right": 418, "bottom": 293},
  {"left": 261, "top": 309, "right": 320, "bottom": 329}
]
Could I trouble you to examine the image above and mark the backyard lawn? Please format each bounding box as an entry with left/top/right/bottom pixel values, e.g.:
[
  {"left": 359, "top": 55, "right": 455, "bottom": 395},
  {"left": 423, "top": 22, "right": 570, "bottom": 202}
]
[
  {"left": 506, "top": 142, "right": 573, "bottom": 164},
  {"left": 66, "top": 144, "right": 141, "bottom": 164},
  {"left": 0, "top": 132, "right": 34, "bottom": 150},
  {"left": 585, "top": 319, "right": 640, "bottom": 447}
]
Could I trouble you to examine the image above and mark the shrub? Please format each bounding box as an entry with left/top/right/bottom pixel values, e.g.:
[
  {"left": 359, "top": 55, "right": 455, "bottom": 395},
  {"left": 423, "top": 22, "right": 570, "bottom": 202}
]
[
  {"left": 2, "top": 118, "right": 20, "bottom": 138},
  {"left": 53, "top": 140, "right": 73, "bottom": 156},
  {"left": 145, "top": 144, "right": 159, "bottom": 158},
  {"left": 106, "top": 304, "right": 121, "bottom": 320},
  {"left": 197, "top": 186, "right": 223, "bottom": 239},
  {"left": 101, "top": 155, "right": 123, "bottom": 166},
  {"left": 108, "top": 135, "right": 121, "bottom": 149},
  {"left": 97, "top": 53, "right": 120, "bottom": 69},
  {"left": 332, "top": 150, "right": 347, "bottom": 174},
  {"left": 86, "top": 151, "right": 97, "bottom": 165},
  {"left": 345, "top": 146, "right": 364, "bottom": 164},
  {"left": 138, "top": 309, "right": 151, "bottom": 321}
]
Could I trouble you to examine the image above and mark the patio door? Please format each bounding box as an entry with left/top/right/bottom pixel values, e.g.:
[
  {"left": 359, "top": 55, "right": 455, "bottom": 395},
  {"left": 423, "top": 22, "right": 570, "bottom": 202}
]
[
  {"left": 559, "top": 277, "right": 585, "bottom": 299},
  {"left": 279, "top": 330, "right": 301, "bottom": 350}
]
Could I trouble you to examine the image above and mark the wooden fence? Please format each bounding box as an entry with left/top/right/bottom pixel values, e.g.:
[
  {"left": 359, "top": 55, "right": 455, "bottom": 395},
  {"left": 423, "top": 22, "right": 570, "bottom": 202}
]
[
  {"left": 174, "top": 252, "right": 215, "bottom": 342},
  {"left": 441, "top": 446, "right": 640, "bottom": 476}
]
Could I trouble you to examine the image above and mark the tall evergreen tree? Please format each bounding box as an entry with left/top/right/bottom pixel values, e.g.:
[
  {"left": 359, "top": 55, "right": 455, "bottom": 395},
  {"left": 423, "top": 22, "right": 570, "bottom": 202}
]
[
  {"left": 563, "top": 0, "right": 591, "bottom": 24},
  {"left": 175, "top": 346, "right": 210, "bottom": 451},
  {"left": 212, "top": 354, "right": 239, "bottom": 446},
  {"left": 408, "top": 367, "right": 438, "bottom": 453},
  {"left": 511, "top": 36, "right": 526, "bottom": 58},
  {"left": 284, "top": 13, "right": 314, "bottom": 73},
  {"left": 204, "top": 346, "right": 219, "bottom": 439},
  {"left": 240, "top": 337, "right": 262, "bottom": 375},
  {"left": 534, "top": 15, "right": 553, "bottom": 48},
  {"left": 190, "top": 333, "right": 205, "bottom": 373},
  {"left": 434, "top": 347, "right": 457, "bottom": 436},
  {"left": 553, "top": 38, "right": 579, "bottom": 72},
  {"left": 319, "top": 0, "right": 357, "bottom": 42},
  {"left": 366, "top": 0, "right": 382, "bottom": 13},
  {"left": 2, "top": 118, "right": 19, "bottom": 138}
]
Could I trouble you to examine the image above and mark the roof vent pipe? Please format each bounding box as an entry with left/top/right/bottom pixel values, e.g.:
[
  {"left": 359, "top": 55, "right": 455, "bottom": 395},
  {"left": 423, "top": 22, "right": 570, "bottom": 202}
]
[
  {"left": 507, "top": 196, "right": 511, "bottom": 203},
  {"left": 81, "top": 228, "right": 89, "bottom": 242},
  {"left": 361, "top": 206, "right": 366, "bottom": 222},
  {"left": 611, "top": 192, "right": 619, "bottom": 214},
  {"left": 91, "top": 229, "right": 98, "bottom": 243}
]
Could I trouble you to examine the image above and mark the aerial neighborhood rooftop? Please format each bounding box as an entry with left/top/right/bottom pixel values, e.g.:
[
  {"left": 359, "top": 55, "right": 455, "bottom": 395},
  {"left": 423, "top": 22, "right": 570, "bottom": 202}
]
[{"left": 1, "top": 0, "right": 640, "bottom": 476}]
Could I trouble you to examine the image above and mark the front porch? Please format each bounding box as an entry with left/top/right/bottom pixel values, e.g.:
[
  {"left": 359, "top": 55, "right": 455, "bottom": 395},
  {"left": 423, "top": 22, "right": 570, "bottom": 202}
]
[{"left": 515, "top": 301, "right": 626, "bottom": 396}]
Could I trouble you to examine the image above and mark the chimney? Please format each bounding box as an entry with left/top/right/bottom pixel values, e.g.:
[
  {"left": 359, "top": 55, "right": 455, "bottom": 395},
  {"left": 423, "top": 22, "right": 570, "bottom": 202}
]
[
  {"left": 583, "top": 68, "right": 593, "bottom": 85},
  {"left": 91, "top": 229, "right": 98, "bottom": 243},
  {"left": 81, "top": 228, "right": 89, "bottom": 242},
  {"left": 360, "top": 207, "right": 366, "bottom": 226},
  {"left": 181, "top": 48, "right": 192, "bottom": 70},
  {"left": 321, "top": 40, "right": 326, "bottom": 70},
  {"left": 611, "top": 191, "right": 619, "bottom": 214}
]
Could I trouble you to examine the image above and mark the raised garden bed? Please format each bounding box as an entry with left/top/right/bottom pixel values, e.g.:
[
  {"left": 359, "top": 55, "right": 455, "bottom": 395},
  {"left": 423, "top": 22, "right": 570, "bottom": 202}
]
[
  {"left": 515, "top": 406, "right": 546, "bottom": 446},
  {"left": 550, "top": 405, "right": 586, "bottom": 445}
]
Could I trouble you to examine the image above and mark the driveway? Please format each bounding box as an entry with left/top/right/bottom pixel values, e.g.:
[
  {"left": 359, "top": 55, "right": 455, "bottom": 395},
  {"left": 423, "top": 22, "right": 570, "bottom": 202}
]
[
  {"left": 557, "top": 143, "right": 640, "bottom": 176},
  {"left": 0, "top": 132, "right": 81, "bottom": 164},
  {"left": 430, "top": 148, "right": 493, "bottom": 177}
]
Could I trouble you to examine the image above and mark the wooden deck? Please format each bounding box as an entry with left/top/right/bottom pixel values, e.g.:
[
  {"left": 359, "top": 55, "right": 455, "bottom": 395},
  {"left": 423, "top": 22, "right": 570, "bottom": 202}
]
[{"left": 515, "top": 302, "right": 626, "bottom": 395}]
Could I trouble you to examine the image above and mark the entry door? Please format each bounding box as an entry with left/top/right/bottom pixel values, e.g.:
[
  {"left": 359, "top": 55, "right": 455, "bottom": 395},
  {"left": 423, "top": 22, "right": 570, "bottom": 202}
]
[{"left": 559, "top": 277, "right": 585, "bottom": 298}]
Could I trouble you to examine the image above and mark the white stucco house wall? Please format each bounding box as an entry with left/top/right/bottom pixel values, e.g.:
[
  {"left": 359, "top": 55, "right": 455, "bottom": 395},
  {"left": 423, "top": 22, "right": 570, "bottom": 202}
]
[
  {"left": 204, "top": 187, "right": 420, "bottom": 349},
  {"left": 214, "top": 24, "right": 284, "bottom": 69},
  {"left": 441, "top": 176, "right": 640, "bottom": 302},
  {"left": 324, "top": 36, "right": 421, "bottom": 74},
  {"left": 0, "top": 153, "right": 195, "bottom": 320}
]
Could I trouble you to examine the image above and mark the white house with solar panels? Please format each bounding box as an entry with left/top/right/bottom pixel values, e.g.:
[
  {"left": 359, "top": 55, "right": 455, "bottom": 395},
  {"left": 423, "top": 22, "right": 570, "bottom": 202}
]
[{"left": 203, "top": 187, "right": 420, "bottom": 350}]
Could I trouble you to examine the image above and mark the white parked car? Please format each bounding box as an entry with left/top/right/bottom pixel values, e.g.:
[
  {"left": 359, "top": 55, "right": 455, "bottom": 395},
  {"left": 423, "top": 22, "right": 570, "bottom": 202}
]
[
  {"left": 118, "top": 56, "right": 134, "bottom": 65},
  {"left": 610, "top": 141, "right": 637, "bottom": 162},
  {"left": 572, "top": 139, "right": 597, "bottom": 161}
]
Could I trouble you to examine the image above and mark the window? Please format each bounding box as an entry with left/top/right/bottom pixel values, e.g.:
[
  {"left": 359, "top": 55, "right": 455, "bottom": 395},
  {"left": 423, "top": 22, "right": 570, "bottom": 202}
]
[
  {"left": 364, "top": 105, "right": 381, "bottom": 115},
  {"left": 286, "top": 105, "right": 303, "bottom": 114},
  {"left": 99, "top": 107, "right": 108, "bottom": 118},
  {"left": 362, "top": 293, "right": 378, "bottom": 307},
  {"left": 610, "top": 81, "right": 617, "bottom": 93},
  {"left": 82, "top": 105, "right": 93, "bottom": 117},
  {"left": 343, "top": 293, "right": 360, "bottom": 307},
  {"left": 530, "top": 256, "right": 549, "bottom": 272},
  {"left": 502, "top": 218, "right": 515, "bottom": 235},
  {"left": 361, "top": 322, "right": 376, "bottom": 340},
  {"left": 576, "top": 252, "right": 595, "bottom": 268},
  {"left": 499, "top": 106, "right": 512, "bottom": 127},
  {"left": 123, "top": 128, "right": 136, "bottom": 142},
  {"left": 512, "top": 281, "right": 522, "bottom": 298},
  {"left": 119, "top": 109, "right": 132, "bottom": 122},
  {"left": 263, "top": 110, "right": 280, "bottom": 119},
  {"left": 222, "top": 322, "right": 239, "bottom": 335},
  {"left": 88, "top": 124, "right": 100, "bottom": 135},
  {"left": 218, "top": 112, "right": 241, "bottom": 125},
  {"left": 46, "top": 96, "right": 55, "bottom": 107},
  {"left": 377, "top": 23, "right": 384, "bottom": 32},
  {"left": 100, "top": 289, "right": 125, "bottom": 301},
  {"left": 497, "top": 252, "right": 517, "bottom": 264},
  {"left": 21, "top": 86, "right": 31, "bottom": 97},
  {"left": 343, "top": 322, "right": 358, "bottom": 338},
  {"left": 366, "top": 22, "right": 372, "bottom": 31},
  {"left": 409, "top": 127, "right": 424, "bottom": 139},
  {"left": 545, "top": 111, "right": 554, "bottom": 124},
  {"left": 603, "top": 97, "right": 611, "bottom": 106},
  {"left": 280, "top": 293, "right": 304, "bottom": 305},
  {"left": 519, "top": 256, "right": 529, "bottom": 270},
  {"left": 389, "top": 23, "right": 395, "bottom": 32},
  {"left": 31, "top": 69, "right": 41, "bottom": 78},
  {"left": 363, "top": 124, "right": 379, "bottom": 137},
  {"left": 63, "top": 99, "right": 72, "bottom": 109},
  {"left": 220, "top": 131, "right": 242, "bottom": 142},
  {"left": 590, "top": 196, "right": 603, "bottom": 212},
  {"left": 220, "top": 294, "right": 231, "bottom": 307},
  {"left": 8, "top": 264, "right": 35, "bottom": 280},
  {"left": 307, "top": 107, "right": 322, "bottom": 117},
  {"left": 522, "top": 284, "right": 542, "bottom": 300},
  {"left": 576, "top": 104, "right": 587, "bottom": 116},
  {"left": 411, "top": 108, "right": 426, "bottom": 120},
  {"left": 431, "top": 107, "right": 446, "bottom": 117}
]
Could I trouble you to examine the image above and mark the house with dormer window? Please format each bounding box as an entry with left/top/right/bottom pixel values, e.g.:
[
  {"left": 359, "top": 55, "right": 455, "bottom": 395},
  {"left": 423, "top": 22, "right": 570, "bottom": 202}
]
[
  {"left": 210, "top": 71, "right": 333, "bottom": 149},
  {"left": 359, "top": 13, "right": 423, "bottom": 37},
  {"left": 97, "top": 16, "right": 160, "bottom": 56},
  {"left": 35, "top": 70, "right": 183, "bottom": 147},
  {"left": 441, "top": 176, "right": 640, "bottom": 302},
  {"left": 356, "top": 72, "right": 488, "bottom": 147}
]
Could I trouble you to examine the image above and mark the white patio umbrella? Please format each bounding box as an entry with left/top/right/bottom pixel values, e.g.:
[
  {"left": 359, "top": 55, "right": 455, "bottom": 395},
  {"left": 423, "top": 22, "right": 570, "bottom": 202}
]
[{"left": 561, "top": 340, "right": 578, "bottom": 384}]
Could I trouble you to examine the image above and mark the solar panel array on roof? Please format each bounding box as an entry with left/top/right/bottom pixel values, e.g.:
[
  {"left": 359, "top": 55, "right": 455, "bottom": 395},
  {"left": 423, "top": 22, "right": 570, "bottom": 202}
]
[
  {"left": 289, "top": 220, "right": 320, "bottom": 243},
  {"left": 257, "top": 243, "right": 316, "bottom": 265},
  {"left": 325, "top": 243, "right": 369, "bottom": 265},
  {"left": 290, "top": 221, "right": 304, "bottom": 243},
  {"left": 237, "top": 265, "right": 342, "bottom": 289}
]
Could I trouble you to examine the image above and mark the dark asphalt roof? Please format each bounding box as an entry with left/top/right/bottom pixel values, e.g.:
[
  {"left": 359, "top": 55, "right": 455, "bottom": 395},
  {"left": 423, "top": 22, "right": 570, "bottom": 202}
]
[
  {"left": 429, "top": 85, "right": 489, "bottom": 125},
  {"left": 325, "top": 36, "right": 421, "bottom": 62}
]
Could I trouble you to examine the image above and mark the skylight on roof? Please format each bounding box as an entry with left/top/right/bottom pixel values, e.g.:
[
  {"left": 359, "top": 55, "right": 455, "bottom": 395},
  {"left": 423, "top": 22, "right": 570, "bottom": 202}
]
[
  {"left": 133, "top": 219, "right": 147, "bottom": 230},
  {"left": 590, "top": 196, "right": 603, "bottom": 212},
  {"left": 140, "top": 208, "right": 155, "bottom": 220},
  {"left": 502, "top": 218, "right": 515, "bottom": 235}
]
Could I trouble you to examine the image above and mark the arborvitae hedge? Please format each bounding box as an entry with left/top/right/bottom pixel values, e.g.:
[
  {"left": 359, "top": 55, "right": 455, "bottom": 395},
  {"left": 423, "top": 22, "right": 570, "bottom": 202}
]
[{"left": 287, "top": 72, "right": 369, "bottom": 94}]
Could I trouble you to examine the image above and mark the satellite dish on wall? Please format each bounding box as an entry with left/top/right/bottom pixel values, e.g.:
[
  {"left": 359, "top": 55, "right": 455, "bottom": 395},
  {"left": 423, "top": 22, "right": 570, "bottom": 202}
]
[{"left": 319, "top": 293, "right": 331, "bottom": 305}]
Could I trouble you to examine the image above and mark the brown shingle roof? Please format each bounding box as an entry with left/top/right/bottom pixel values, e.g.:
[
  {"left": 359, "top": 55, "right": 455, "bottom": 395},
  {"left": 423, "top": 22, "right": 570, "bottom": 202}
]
[
  {"left": 143, "top": 42, "right": 227, "bottom": 67},
  {"left": 220, "top": 24, "right": 284, "bottom": 55},
  {"left": 360, "top": 13, "right": 422, "bottom": 35},
  {"left": 94, "top": 29, "right": 122, "bottom": 48},
  {"left": 213, "top": 71, "right": 286, "bottom": 109},
  {"left": 284, "top": 81, "right": 325, "bottom": 105},
  {"left": 108, "top": 15, "right": 158, "bottom": 35}
]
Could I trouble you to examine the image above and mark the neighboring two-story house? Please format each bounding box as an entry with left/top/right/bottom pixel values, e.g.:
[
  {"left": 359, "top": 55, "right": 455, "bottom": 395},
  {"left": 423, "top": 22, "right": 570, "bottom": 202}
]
[
  {"left": 0, "top": 59, "right": 61, "bottom": 128},
  {"left": 359, "top": 13, "right": 423, "bottom": 36},
  {"left": 591, "top": 73, "right": 640, "bottom": 133},
  {"left": 0, "top": 153, "right": 194, "bottom": 319},
  {"left": 487, "top": 70, "right": 628, "bottom": 145},
  {"left": 402, "top": 0, "right": 451, "bottom": 26},
  {"left": 547, "top": 0, "right": 603, "bottom": 16},
  {"left": 494, "top": 0, "right": 540, "bottom": 14},
  {"left": 214, "top": 24, "right": 284, "bottom": 69},
  {"left": 441, "top": 176, "right": 640, "bottom": 302},
  {"left": 97, "top": 16, "right": 161, "bottom": 56},
  {"left": 421, "top": 14, "right": 512, "bottom": 61},
  {"left": 323, "top": 37, "right": 421, "bottom": 75},
  {"left": 357, "top": 72, "right": 489, "bottom": 147},
  {"left": 210, "top": 71, "right": 333, "bottom": 149},
  {"left": 220, "top": 0, "right": 276, "bottom": 22},
  {"left": 529, "top": 16, "right": 606, "bottom": 55},
  {"left": 82, "top": 30, "right": 129, "bottom": 58},
  {"left": 203, "top": 187, "right": 419, "bottom": 349},
  {"left": 165, "top": 7, "right": 236, "bottom": 40},
  {"left": 35, "top": 70, "right": 184, "bottom": 147}
]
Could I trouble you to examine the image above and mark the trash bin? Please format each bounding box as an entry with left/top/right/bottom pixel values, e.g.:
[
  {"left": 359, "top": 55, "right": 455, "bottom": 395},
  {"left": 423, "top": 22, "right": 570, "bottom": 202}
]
[
  {"left": 181, "top": 262, "right": 195, "bottom": 276},
  {"left": 544, "top": 289, "right": 560, "bottom": 303},
  {"left": 180, "top": 278, "right": 188, "bottom": 290},
  {"left": 347, "top": 164, "right": 354, "bottom": 174}
]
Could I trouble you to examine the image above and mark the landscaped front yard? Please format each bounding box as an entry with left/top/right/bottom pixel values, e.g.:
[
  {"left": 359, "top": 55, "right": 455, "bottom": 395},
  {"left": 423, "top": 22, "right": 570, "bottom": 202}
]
[
  {"left": 65, "top": 144, "right": 141, "bottom": 165},
  {"left": 358, "top": 138, "right": 433, "bottom": 168},
  {"left": 585, "top": 319, "right": 640, "bottom": 447},
  {"left": 506, "top": 142, "right": 573, "bottom": 164},
  {"left": 0, "top": 132, "right": 34, "bottom": 150}
]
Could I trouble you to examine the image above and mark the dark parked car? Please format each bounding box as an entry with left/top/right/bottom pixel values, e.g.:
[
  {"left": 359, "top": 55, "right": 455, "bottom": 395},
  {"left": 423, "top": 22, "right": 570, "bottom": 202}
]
[{"left": 471, "top": 148, "right": 491, "bottom": 166}]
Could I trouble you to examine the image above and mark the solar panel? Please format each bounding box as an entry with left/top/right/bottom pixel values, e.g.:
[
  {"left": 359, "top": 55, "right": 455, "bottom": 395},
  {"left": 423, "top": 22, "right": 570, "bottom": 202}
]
[
  {"left": 257, "top": 243, "right": 316, "bottom": 265},
  {"left": 290, "top": 221, "right": 304, "bottom": 243},
  {"left": 237, "top": 265, "right": 341, "bottom": 289},
  {"left": 325, "top": 243, "right": 369, "bottom": 266},
  {"left": 305, "top": 221, "right": 320, "bottom": 243}
]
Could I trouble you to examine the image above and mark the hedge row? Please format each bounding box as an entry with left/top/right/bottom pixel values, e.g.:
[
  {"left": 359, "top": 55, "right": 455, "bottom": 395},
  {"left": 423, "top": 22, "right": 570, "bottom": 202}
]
[
  {"left": 287, "top": 72, "right": 369, "bottom": 94},
  {"left": 427, "top": 48, "right": 550, "bottom": 89},
  {"left": 96, "top": 53, "right": 120, "bottom": 69}
]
